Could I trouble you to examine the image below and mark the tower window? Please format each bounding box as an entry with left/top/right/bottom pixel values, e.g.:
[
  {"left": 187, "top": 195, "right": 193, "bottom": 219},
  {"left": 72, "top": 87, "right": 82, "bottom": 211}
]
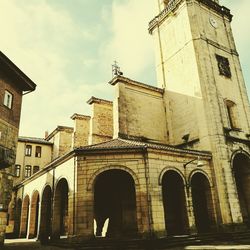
[
  {"left": 15, "top": 165, "right": 21, "bottom": 177},
  {"left": 35, "top": 146, "right": 42, "bottom": 158},
  {"left": 25, "top": 145, "right": 32, "bottom": 156},
  {"left": 3, "top": 90, "right": 13, "bottom": 109},
  {"left": 24, "top": 165, "right": 32, "bottom": 178},
  {"left": 216, "top": 54, "right": 231, "bottom": 78},
  {"left": 225, "top": 100, "right": 238, "bottom": 129}
]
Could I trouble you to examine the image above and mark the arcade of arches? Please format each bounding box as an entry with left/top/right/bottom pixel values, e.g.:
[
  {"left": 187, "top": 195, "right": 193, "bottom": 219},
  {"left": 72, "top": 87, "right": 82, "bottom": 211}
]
[{"left": 9, "top": 150, "right": 250, "bottom": 240}]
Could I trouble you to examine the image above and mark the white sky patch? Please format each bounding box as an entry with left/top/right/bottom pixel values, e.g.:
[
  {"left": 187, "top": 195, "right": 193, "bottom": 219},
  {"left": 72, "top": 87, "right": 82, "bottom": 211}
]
[{"left": 102, "top": 1, "right": 157, "bottom": 79}]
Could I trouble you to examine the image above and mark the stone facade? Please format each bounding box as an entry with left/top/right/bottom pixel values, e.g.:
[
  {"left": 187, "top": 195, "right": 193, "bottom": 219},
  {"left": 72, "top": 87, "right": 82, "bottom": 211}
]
[
  {"left": 8, "top": 0, "right": 250, "bottom": 243},
  {"left": 0, "top": 51, "right": 36, "bottom": 245}
]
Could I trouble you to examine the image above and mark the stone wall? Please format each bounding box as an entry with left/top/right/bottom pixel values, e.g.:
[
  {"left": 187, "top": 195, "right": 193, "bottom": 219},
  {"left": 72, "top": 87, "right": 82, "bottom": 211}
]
[
  {"left": 47, "top": 126, "right": 74, "bottom": 160},
  {"left": 0, "top": 67, "right": 23, "bottom": 246},
  {"left": 111, "top": 77, "right": 168, "bottom": 143},
  {"left": 88, "top": 97, "right": 113, "bottom": 144},
  {"left": 71, "top": 114, "right": 90, "bottom": 148}
]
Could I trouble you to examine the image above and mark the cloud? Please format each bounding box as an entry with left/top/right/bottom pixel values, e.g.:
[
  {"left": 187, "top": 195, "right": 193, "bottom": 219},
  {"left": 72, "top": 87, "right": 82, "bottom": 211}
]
[
  {"left": 0, "top": 0, "right": 105, "bottom": 137},
  {"left": 101, "top": 1, "right": 157, "bottom": 80}
]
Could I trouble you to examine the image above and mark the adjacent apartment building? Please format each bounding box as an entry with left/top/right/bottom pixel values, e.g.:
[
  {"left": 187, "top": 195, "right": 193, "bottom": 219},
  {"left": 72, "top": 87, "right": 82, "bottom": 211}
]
[
  {"left": 14, "top": 137, "right": 53, "bottom": 184},
  {"left": 0, "top": 51, "right": 36, "bottom": 245}
]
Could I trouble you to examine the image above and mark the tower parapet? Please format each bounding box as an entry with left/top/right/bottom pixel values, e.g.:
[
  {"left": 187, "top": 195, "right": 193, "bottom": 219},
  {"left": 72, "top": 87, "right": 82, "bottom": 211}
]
[{"left": 150, "top": 0, "right": 232, "bottom": 34}]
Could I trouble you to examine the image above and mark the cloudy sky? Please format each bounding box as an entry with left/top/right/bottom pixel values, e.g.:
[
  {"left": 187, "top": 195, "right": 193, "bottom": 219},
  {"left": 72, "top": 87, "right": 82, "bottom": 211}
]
[{"left": 0, "top": 0, "right": 249, "bottom": 138}]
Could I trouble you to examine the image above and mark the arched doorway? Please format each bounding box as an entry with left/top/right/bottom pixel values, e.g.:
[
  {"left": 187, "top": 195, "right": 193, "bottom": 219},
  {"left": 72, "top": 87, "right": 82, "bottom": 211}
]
[
  {"left": 52, "top": 178, "right": 69, "bottom": 239},
  {"left": 19, "top": 195, "right": 30, "bottom": 238},
  {"left": 191, "top": 173, "right": 214, "bottom": 233},
  {"left": 94, "top": 169, "right": 137, "bottom": 238},
  {"left": 39, "top": 185, "right": 52, "bottom": 240},
  {"left": 233, "top": 153, "right": 250, "bottom": 227},
  {"left": 14, "top": 199, "right": 22, "bottom": 237},
  {"left": 162, "top": 170, "right": 188, "bottom": 235},
  {"left": 29, "top": 191, "right": 40, "bottom": 238}
]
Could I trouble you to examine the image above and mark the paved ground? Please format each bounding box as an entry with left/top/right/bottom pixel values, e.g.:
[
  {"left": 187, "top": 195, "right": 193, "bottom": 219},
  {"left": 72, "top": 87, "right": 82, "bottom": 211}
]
[
  {"left": 3, "top": 239, "right": 250, "bottom": 250},
  {"left": 2, "top": 239, "right": 73, "bottom": 250}
]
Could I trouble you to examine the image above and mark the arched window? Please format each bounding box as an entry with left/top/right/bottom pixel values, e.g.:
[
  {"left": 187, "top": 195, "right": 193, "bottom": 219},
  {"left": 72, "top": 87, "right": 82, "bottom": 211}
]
[{"left": 225, "top": 100, "right": 238, "bottom": 129}]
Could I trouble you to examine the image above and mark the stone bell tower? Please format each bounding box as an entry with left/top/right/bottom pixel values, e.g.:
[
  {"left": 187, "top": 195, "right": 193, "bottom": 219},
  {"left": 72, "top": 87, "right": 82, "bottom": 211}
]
[{"left": 149, "top": 0, "right": 250, "bottom": 229}]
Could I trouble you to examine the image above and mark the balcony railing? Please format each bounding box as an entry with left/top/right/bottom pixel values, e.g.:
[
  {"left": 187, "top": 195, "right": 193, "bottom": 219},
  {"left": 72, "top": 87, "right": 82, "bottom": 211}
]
[{"left": 0, "top": 146, "right": 15, "bottom": 169}]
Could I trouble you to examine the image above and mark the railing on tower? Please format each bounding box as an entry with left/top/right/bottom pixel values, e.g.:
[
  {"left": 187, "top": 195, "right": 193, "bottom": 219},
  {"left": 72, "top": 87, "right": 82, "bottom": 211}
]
[{"left": 148, "top": 0, "right": 232, "bottom": 34}]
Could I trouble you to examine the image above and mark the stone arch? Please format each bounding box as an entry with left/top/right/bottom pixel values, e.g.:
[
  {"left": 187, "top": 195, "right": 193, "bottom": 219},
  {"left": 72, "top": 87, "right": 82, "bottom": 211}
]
[
  {"left": 39, "top": 185, "right": 52, "bottom": 241},
  {"left": 19, "top": 195, "right": 30, "bottom": 238},
  {"left": 52, "top": 178, "right": 69, "bottom": 239},
  {"left": 94, "top": 169, "right": 138, "bottom": 238},
  {"left": 190, "top": 172, "right": 216, "bottom": 233},
  {"left": 162, "top": 170, "right": 189, "bottom": 235},
  {"left": 159, "top": 167, "right": 186, "bottom": 186},
  {"left": 231, "top": 149, "right": 250, "bottom": 166},
  {"left": 232, "top": 151, "right": 250, "bottom": 227},
  {"left": 28, "top": 190, "right": 40, "bottom": 238},
  {"left": 188, "top": 169, "right": 213, "bottom": 188},
  {"left": 87, "top": 165, "right": 140, "bottom": 192}
]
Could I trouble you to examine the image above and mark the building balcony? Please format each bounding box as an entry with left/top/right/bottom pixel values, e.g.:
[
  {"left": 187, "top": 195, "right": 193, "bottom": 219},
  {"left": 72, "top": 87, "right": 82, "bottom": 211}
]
[{"left": 0, "top": 146, "right": 15, "bottom": 169}]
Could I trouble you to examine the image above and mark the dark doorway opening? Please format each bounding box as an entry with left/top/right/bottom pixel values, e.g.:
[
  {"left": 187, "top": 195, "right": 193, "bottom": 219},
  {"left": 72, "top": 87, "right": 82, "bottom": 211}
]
[
  {"left": 191, "top": 173, "right": 214, "bottom": 233},
  {"left": 233, "top": 153, "right": 250, "bottom": 227},
  {"left": 39, "top": 185, "right": 52, "bottom": 241},
  {"left": 94, "top": 169, "right": 137, "bottom": 238},
  {"left": 52, "top": 178, "right": 69, "bottom": 239},
  {"left": 162, "top": 171, "right": 189, "bottom": 235}
]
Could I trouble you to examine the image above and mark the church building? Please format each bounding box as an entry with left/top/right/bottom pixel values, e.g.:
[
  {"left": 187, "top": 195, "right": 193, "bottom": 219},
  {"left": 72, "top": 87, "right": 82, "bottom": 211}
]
[{"left": 9, "top": 0, "right": 250, "bottom": 241}]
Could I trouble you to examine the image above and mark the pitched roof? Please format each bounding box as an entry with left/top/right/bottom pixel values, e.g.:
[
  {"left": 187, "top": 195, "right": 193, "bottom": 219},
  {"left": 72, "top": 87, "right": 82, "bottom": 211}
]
[
  {"left": 75, "top": 138, "right": 211, "bottom": 157},
  {"left": 18, "top": 136, "right": 53, "bottom": 145},
  {"left": 0, "top": 51, "right": 36, "bottom": 91}
]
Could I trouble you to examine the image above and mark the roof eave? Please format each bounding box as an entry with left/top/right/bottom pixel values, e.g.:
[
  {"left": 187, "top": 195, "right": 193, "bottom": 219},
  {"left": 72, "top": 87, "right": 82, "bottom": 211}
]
[{"left": 0, "top": 51, "right": 36, "bottom": 91}]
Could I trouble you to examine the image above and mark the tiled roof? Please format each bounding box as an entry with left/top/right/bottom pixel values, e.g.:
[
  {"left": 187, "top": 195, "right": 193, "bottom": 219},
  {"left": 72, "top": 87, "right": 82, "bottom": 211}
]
[
  {"left": 75, "top": 138, "right": 211, "bottom": 156},
  {"left": 18, "top": 136, "right": 53, "bottom": 145}
]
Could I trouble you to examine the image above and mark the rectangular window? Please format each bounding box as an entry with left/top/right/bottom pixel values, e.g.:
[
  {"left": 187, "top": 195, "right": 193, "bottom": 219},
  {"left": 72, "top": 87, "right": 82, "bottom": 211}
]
[
  {"left": 35, "top": 146, "right": 42, "bottom": 158},
  {"left": 25, "top": 145, "right": 32, "bottom": 156},
  {"left": 33, "top": 165, "right": 39, "bottom": 174},
  {"left": 15, "top": 165, "right": 21, "bottom": 177},
  {"left": 3, "top": 90, "right": 13, "bottom": 109},
  {"left": 215, "top": 54, "right": 231, "bottom": 78},
  {"left": 24, "top": 165, "right": 32, "bottom": 178},
  {"left": 225, "top": 100, "right": 238, "bottom": 129}
]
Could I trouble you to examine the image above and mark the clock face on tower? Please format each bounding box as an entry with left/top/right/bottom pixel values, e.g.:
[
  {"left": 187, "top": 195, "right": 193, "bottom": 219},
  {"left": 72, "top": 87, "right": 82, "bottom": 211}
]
[{"left": 209, "top": 17, "right": 218, "bottom": 28}]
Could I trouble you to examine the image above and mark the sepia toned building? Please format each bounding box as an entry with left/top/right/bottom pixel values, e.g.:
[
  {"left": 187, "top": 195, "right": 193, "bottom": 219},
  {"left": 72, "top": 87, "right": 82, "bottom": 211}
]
[
  {"left": 13, "top": 137, "right": 53, "bottom": 184},
  {"left": 0, "top": 51, "right": 36, "bottom": 245},
  {"left": 8, "top": 0, "right": 250, "bottom": 243}
]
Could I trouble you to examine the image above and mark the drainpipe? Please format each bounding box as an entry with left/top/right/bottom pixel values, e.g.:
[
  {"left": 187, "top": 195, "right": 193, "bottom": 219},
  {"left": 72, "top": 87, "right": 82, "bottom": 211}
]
[{"left": 142, "top": 147, "right": 153, "bottom": 237}]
